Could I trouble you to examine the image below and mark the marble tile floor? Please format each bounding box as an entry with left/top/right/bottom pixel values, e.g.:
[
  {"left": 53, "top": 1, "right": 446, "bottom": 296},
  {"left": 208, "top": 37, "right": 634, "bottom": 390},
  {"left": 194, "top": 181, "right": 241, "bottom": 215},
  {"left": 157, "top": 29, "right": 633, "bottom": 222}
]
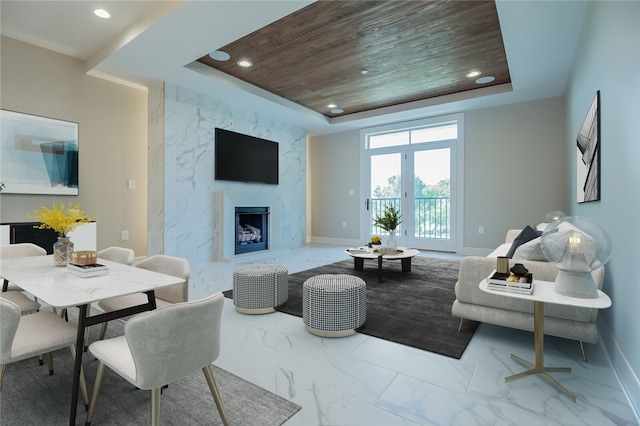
[{"left": 189, "top": 245, "right": 638, "bottom": 426}]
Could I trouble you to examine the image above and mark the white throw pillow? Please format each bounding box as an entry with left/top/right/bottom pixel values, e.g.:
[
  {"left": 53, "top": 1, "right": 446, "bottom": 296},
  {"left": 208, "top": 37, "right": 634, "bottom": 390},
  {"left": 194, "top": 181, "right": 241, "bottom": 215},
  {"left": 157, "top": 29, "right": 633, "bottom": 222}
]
[
  {"left": 536, "top": 222, "right": 549, "bottom": 231},
  {"left": 513, "top": 237, "right": 547, "bottom": 261}
]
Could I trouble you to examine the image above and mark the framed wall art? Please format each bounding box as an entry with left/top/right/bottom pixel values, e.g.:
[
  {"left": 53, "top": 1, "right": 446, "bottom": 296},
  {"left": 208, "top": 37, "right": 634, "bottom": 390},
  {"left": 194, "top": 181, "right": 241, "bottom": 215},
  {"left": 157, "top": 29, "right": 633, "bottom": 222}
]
[
  {"left": 576, "top": 91, "right": 600, "bottom": 203},
  {"left": 0, "top": 110, "right": 79, "bottom": 195}
]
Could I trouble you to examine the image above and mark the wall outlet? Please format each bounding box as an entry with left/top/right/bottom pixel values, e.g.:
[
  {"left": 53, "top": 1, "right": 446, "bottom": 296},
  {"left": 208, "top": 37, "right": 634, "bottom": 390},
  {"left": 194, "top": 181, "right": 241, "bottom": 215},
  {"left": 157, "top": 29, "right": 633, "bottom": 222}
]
[
  {"left": 121, "top": 230, "right": 129, "bottom": 240},
  {"left": 342, "top": 221, "right": 347, "bottom": 228},
  {"left": 478, "top": 226, "right": 484, "bottom": 234},
  {"left": 128, "top": 179, "right": 136, "bottom": 189}
]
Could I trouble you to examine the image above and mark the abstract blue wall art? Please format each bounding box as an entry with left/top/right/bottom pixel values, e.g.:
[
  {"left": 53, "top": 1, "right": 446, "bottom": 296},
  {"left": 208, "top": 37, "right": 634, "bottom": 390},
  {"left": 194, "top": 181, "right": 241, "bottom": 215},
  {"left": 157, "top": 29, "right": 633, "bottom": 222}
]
[{"left": 1, "top": 110, "right": 79, "bottom": 195}]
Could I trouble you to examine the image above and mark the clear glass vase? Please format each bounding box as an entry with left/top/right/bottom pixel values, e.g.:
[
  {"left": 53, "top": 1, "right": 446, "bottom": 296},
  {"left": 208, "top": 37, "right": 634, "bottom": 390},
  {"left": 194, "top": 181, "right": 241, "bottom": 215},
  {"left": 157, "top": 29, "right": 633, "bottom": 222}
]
[
  {"left": 53, "top": 236, "right": 74, "bottom": 266},
  {"left": 384, "top": 232, "right": 397, "bottom": 252}
]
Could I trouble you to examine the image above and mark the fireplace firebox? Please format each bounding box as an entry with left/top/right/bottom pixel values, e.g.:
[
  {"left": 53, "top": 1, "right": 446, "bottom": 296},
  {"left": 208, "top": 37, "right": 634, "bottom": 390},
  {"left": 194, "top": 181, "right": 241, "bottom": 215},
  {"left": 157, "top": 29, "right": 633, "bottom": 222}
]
[{"left": 235, "top": 207, "right": 269, "bottom": 255}]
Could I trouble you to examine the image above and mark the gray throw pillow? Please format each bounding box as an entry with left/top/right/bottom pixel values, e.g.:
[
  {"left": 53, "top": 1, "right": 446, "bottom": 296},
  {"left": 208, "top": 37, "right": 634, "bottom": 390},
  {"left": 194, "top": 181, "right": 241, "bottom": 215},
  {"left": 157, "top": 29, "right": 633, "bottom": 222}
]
[{"left": 506, "top": 225, "right": 542, "bottom": 258}]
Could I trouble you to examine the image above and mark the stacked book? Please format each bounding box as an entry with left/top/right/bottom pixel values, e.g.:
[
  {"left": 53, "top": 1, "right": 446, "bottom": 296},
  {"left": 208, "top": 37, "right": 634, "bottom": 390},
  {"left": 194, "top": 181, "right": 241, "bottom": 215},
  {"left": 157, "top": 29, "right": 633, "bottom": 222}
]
[
  {"left": 347, "top": 248, "right": 370, "bottom": 254},
  {"left": 67, "top": 262, "right": 109, "bottom": 278},
  {"left": 486, "top": 270, "right": 533, "bottom": 294}
]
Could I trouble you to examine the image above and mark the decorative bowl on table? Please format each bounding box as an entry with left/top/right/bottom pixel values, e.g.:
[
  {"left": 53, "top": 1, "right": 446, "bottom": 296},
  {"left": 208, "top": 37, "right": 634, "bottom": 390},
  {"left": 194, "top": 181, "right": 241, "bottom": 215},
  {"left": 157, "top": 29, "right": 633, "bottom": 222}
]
[{"left": 71, "top": 250, "right": 98, "bottom": 266}]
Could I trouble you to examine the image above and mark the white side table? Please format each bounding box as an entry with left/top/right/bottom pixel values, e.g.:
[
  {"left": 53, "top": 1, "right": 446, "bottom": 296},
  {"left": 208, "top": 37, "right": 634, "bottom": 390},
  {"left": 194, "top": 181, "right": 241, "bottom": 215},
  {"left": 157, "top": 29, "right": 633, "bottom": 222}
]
[{"left": 480, "top": 277, "right": 611, "bottom": 402}]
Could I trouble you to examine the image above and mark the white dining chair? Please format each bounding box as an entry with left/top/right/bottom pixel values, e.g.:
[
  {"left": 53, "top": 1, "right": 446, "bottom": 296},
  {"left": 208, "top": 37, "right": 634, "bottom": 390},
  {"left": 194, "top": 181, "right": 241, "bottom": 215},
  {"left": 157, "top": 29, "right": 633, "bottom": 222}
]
[
  {"left": 0, "top": 298, "right": 89, "bottom": 407},
  {"left": 74, "top": 247, "right": 135, "bottom": 347},
  {"left": 97, "top": 246, "right": 135, "bottom": 265},
  {"left": 85, "top": 293, "right": 228, "bottom": 426},
  {"left": 97, "top": 254, "right": 190, "bottom": 340},
  {"left": 0, "top": 243, "right": 45, "bottom": 314}
]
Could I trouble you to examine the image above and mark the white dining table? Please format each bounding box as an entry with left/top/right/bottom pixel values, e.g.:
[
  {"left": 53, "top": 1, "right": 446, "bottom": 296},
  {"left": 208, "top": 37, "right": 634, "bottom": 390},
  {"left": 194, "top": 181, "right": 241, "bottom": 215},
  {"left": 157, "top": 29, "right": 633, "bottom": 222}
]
[{"left": 0, "top": 255, "right": 186, "bottom": 425}]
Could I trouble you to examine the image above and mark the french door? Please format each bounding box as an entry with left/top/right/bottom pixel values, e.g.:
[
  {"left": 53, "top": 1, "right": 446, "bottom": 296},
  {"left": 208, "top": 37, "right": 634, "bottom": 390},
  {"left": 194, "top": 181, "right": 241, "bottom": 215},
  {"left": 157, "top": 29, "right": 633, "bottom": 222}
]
[{"left": 364, "top": 117, "right": 461, "bottom": 252}]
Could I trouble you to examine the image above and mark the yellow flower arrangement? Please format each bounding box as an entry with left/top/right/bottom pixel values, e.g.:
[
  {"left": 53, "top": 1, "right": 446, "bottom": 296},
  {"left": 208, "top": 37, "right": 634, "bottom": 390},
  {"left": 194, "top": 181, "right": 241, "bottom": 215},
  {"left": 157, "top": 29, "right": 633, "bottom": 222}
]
[
  {"left": 29, "top": 202, "right": 95, "bottom": 237},
  {"left": 370, "top": 235, "right": 382, "bottom": 244}
]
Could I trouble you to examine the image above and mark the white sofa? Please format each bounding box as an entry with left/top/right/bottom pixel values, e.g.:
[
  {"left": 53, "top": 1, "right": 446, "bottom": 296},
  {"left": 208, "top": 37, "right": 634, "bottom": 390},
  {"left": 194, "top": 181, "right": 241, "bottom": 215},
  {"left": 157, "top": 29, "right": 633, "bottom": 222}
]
[{"left": 451, "top": 229, "right": 605, "bottom": 359}]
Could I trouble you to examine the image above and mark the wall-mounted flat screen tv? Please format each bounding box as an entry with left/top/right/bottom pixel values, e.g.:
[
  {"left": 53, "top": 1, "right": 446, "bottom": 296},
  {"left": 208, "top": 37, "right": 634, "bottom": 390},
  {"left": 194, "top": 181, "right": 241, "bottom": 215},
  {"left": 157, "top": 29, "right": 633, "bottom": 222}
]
[{"left": 214, "top": 128, "right": 279, "bottom": 185}]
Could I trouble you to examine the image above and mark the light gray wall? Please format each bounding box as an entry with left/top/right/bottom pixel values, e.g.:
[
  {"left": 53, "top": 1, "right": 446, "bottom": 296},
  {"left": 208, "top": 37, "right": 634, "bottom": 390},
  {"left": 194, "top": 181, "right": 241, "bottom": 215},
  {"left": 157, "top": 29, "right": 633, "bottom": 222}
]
[
  {"left": 464, "top": 98, "right": 568, "bottom": 249},
  {"left": 307, "top": 130, "right": 361, "bottom": 244},
  {"left": 307, "top": 97, "right": 567, "bottom": 252},
  {"left": 0, "top": 36, "right": 148, "bottom": 256},
  {"left": 566, "top": 1, "right": 640, "bottom": 414}
]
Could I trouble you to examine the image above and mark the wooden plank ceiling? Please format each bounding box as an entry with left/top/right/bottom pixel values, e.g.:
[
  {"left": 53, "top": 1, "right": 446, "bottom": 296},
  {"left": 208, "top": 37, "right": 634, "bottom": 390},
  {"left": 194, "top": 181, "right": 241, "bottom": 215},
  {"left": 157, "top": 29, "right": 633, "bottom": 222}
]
[{"left": 196, "top": 0, "right": 510, "bottom": 118}]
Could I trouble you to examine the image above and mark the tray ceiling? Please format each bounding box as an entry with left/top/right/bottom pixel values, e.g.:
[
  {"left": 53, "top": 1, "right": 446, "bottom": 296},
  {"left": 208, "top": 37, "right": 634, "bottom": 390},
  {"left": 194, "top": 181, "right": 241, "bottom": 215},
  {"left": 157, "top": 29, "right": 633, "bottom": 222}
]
[{"left": 195, "top": 1, "right": 510, "bottom": 118}]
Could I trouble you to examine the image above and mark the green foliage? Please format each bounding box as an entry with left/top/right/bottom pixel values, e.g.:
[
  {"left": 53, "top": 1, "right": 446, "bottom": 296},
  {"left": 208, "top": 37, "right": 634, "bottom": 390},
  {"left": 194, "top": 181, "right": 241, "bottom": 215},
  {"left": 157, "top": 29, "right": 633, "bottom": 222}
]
[
  {"left": 373, "top": 175, "right": 450, "bottom": 199},
  {"left": 373, "top": 175, "right": 401, "bottom": 198},
  {"left": 373, "top": 204, "right": 402, "bottom": 231},
  {"left": 371, "top": 175, "right": 451, "bottom": 238}
]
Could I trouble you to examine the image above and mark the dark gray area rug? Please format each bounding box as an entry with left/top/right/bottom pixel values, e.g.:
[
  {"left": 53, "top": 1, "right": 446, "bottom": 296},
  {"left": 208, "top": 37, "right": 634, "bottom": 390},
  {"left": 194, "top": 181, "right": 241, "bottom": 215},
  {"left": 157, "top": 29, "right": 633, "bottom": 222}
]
[
  {"left": 0, "top": 311, "right": 301, "bottom": 426},
  {"left": 226, "top": 256, "right": 478, "bottom": 359}
]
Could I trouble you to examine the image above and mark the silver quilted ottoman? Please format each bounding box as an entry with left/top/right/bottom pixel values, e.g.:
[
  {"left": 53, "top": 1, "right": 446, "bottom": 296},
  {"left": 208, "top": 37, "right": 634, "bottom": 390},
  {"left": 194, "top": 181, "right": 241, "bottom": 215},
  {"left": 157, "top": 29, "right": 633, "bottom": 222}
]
[
  {"left": 233, "top": 264, "right": 288, "bottom": 314},
  {"left": 302, "top": 274, "right": 366, "bottom": 337}
]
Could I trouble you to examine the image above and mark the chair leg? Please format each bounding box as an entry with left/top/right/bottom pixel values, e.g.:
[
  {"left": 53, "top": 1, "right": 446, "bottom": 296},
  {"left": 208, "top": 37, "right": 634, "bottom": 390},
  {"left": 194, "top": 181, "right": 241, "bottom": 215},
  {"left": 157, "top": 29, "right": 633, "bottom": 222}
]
[
  {"left": 203, "top": 365, "right": 229, "bottom": 426},
  {"left": 0, "top": 364, "right": 6, "bottom": 391},
  {"left": 151, "top": 387, "right": 161, "bottom": 426},
  {"left": 85, "top": 361, "right": 107, "bottom": 426},
  {"left": 84, "top": 305, "right": 92, "bottom": 351},
  {"left": 46, "top": 352, "right": 54, "bottom": 375},
  {"left": 457, "top": 318, "right": 464, "bottom": 332},
  {"left": 98, "top": 322, "right": 108, "bottom": 341},
  {"left": 69, "top": 345, "right": 90, "bottom": 408},
  {"left": 38, "top": 354, "right": 44, "bottom": 365},
  {"left": 577, "top": 341, "right": 588, "bottom": 362},
  {"left": 58, "top": 308, "right": 68, "bottom": 320}
]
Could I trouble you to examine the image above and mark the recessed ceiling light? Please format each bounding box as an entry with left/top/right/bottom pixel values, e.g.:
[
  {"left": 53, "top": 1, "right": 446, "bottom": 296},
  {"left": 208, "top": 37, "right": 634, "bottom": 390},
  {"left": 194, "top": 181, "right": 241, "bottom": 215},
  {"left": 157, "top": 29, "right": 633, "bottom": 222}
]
[
  {"left": 209, "top": 50, "right": 230, "bottom": 61},
  {"left": 330, "top": 108, "right": 344, "bottom": 114},
  {"left": 327, "top": 103, "right": 337, "bottom": 108},
  {"left": 475, "top": 76, "right": 495, "bottom": 84},
  {"left": 94, "top": 9, "right": 110, "bottom": 19},
  {"left": 466, "top": 70, "right": 481, "bottom": 78},
  {"left": 237, "top": 59, "right": 253, "bottom": 68}
]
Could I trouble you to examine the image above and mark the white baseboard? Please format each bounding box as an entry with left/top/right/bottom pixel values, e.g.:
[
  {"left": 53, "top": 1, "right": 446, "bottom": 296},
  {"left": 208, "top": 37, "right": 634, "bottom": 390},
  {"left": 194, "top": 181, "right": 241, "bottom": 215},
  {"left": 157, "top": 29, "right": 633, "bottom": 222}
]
[
  {"left": 307, "top": 236, "right": 361, "bottom": 247},
  {"left": 598, "top": 319, "right": 640, "bottom": 423}
]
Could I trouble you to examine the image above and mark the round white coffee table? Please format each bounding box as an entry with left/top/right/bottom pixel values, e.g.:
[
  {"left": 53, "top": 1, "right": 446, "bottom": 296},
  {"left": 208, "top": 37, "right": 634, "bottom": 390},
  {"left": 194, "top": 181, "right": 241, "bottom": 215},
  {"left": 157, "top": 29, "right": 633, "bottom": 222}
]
[{"left": 345, "top": 247, "right": 420, "bottom": 283}]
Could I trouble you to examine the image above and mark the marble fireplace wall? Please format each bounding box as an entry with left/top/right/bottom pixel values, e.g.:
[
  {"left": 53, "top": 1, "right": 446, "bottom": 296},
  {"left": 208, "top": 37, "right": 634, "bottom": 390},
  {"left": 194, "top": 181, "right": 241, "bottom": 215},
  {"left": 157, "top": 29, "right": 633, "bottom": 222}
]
[{"left": 149, "top": 83, "right": 307, "bottom": 264}]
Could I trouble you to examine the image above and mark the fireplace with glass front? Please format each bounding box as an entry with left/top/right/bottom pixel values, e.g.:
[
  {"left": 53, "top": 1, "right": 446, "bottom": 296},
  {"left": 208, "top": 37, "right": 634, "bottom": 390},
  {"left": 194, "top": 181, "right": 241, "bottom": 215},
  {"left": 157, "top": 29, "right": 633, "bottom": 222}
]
[{"left": 235, "top": 207, "right": 269, "bottom": 255}]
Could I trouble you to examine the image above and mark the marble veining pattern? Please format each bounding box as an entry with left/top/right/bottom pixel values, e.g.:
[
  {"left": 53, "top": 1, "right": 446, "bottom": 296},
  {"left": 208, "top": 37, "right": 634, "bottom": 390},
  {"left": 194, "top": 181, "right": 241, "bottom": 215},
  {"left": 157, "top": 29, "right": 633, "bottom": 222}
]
[
  {"left": 155, "top": 84, "right": 307, "bottom": 265},
  {"left": 1, "top": 256, "right": 184, "bottom": 309},
  {"left": 147, "top": 82, "right": 165, "bottom": 256},
  {"left": 189, "top": 245, "right": 638, "bottom": 426}
]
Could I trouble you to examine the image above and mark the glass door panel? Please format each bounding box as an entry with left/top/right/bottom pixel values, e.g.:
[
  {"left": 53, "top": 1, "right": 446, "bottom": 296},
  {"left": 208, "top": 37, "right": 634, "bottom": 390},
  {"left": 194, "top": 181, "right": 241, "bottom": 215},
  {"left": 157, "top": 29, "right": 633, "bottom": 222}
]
[
  {"left": 369, "top": 152, "right": 402, "bottom": 239},
  {"left": 410, "top": 148, "right": 453, "bottom": 250}
]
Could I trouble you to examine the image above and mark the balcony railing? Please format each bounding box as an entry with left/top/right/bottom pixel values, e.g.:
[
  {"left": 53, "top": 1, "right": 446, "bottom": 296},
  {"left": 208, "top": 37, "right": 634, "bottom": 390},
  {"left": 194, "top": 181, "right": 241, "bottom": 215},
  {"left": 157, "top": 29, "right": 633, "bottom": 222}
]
[{"left": 370, "top": 197, "right": 450, "bottom": 239}]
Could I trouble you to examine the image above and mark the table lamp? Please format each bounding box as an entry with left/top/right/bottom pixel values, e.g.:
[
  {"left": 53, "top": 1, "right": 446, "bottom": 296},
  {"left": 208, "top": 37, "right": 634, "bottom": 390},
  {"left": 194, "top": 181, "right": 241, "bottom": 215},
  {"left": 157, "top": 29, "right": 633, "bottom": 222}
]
[
  {"left": 543, "top": 210, "right": 567, "bottom": 223},
  {"left": 540, "top": 216, "right": 611, "bottom": 298}
]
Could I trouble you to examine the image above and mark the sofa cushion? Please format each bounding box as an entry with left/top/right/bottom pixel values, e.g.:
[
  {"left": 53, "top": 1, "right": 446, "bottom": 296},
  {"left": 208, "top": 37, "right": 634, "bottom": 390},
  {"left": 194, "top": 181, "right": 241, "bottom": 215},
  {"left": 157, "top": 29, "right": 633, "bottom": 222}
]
[
  {"left": 513, "top": 237, "right": 547, "bottom": 261},
  {"left": 505, "top": 225, "right": 542, "bottom": 258},
  {"left": 487, "top": 243, "right": 511, "bottom": 258},
  {"left": 455, "top": 256, "right": 599, "bottom": 323}
]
